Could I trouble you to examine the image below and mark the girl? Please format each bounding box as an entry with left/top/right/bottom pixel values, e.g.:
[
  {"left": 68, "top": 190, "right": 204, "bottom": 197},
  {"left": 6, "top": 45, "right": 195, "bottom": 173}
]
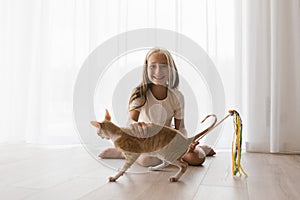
[{"left": 99, "top": 48, "right": 215, "bottom": 166}]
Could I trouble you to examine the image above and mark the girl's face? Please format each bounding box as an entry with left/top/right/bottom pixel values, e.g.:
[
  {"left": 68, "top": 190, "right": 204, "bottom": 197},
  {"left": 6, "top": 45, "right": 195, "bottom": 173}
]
[{"left": 147, "top": 53, "right": 169, "bottom": 86}]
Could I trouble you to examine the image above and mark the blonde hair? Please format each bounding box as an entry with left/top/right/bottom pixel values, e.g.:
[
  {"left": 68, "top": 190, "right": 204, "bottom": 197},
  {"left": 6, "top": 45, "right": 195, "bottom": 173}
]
[{"left": 128, "top": 48, "right": 180, "bottom": 110}]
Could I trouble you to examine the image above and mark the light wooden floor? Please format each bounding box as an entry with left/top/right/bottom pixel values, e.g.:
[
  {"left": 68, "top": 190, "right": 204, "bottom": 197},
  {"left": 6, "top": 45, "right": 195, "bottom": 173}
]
[{"left": 0, "top": 143, "right": 299, "bottom": 200}]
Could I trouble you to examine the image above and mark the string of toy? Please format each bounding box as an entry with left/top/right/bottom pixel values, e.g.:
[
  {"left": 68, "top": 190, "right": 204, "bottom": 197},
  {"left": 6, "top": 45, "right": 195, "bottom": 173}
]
[
  {"left": 229, "top": 110, "right": 248, "bottom": 177},
  {"left": 195, "top": 113, "right": 230, "bottom": 142},
  {"left": 195, "top": 110, "right": 247, "bottom": 177}
]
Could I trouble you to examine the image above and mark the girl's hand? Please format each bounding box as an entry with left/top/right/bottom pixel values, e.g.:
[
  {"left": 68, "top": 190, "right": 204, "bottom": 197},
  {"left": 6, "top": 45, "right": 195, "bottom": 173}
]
[
  {"left": 188, "top": 141, "right": 199, "bottom": 153},
  {"left": 131, "top": 121, "right": 152, "bottom": 138}
]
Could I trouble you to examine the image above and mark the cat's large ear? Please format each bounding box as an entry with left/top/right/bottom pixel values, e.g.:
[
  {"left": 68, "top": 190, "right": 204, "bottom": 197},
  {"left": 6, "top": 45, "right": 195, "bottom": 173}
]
[
  {"left": 90, "top": 121, "right": 101, "bottom": 128},
  {"left": 105, "top": 109, "right": 111, "bottom": 121}
]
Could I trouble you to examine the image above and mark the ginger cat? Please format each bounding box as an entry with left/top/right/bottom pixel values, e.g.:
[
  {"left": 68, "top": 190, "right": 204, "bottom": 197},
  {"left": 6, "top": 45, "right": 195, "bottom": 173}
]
[{"left": 91, "top": 109, "right": 217, "bottom": 182}]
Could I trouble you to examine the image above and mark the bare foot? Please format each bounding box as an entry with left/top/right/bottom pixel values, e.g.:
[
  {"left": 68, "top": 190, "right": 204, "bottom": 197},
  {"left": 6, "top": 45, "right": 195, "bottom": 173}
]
[
  {"left": 99, "top": 148, "right": 124, "bottom": 159},
  {"left": 200, "top": 145, "right": 216, "bottom": 156}
]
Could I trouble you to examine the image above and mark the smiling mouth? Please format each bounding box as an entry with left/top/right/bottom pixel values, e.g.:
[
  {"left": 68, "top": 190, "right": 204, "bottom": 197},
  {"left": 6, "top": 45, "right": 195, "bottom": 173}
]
[{"left": 153, "top": 76, "right": 165, "bottom": 81}]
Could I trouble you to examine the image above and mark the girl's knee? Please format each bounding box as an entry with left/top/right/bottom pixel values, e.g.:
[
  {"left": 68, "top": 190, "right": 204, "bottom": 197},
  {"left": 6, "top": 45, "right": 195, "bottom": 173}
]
[{"left": 183, "top": 151, "right": 206, "bottom": 166}]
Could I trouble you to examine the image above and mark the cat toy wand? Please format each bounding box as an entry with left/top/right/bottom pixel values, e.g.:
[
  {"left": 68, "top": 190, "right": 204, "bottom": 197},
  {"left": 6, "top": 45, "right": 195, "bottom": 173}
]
[
  {"left": 195, "top": 110, "right": 248, "bottom": 177},
  {"left": 195, "top": 111, "right": 231, "bottom": 142}
]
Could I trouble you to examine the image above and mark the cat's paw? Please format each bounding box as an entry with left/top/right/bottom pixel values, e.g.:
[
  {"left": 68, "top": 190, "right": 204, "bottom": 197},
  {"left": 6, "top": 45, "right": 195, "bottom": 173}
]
[
  {"left": 108, "top": 177, "right": 116, "bottom": 182},
  {"left": 169, "top": 177, "right": 178, "bottom": 182}
]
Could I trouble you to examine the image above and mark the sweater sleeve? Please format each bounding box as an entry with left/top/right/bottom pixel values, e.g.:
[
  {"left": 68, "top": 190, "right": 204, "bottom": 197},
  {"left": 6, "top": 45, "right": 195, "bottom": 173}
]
[
  {"left": 173, "top": 90, "right": 185, "bottom": 119},
  {"left": 129, "top": 97, "right": 143, "bottom": 112}
]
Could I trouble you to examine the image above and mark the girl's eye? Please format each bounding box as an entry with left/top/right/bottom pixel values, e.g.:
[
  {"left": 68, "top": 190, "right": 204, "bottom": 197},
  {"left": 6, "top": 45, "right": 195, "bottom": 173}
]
[
  {"left": 148, "top": 64, "right": 168, "bottom": 70},
  {"left": 159, "top": 64, "right": 168, "bottom": 70},
  {"left": 148, "top": 64, "right": 156, "bottom": 70}
]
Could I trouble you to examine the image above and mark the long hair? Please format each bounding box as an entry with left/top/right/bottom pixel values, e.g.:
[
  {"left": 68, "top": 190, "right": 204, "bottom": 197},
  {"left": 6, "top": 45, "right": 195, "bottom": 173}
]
[{"left": 128, "top": 48, "right": 180, "bottom": 110}]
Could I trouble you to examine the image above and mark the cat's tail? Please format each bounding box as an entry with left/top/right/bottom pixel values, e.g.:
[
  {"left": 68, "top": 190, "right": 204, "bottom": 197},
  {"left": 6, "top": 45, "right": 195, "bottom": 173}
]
[{"left": 192, "top": 114, "right": 217, "bottom": 142}]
